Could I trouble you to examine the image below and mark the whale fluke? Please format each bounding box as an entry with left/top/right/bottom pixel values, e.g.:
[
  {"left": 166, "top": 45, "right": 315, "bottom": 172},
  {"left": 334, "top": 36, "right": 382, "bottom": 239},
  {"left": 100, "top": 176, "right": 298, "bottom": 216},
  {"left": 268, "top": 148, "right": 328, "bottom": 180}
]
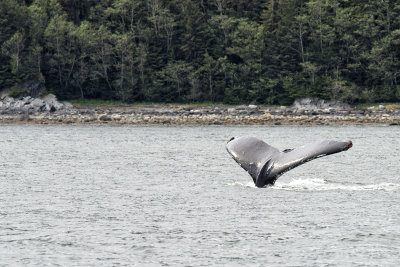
[{"left": 226, "top": 136, "right": 352, "bottom": 187}]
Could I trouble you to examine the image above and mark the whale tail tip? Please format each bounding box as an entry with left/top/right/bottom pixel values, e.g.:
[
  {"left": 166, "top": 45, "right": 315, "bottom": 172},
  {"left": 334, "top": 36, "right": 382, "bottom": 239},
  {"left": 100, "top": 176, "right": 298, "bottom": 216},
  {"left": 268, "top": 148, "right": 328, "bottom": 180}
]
[
  {"left": 344, "top": 141, "right": 353, "bottom": 151},
  {"left": 228, "top": 136, "right": 235, "bottom": 143}
]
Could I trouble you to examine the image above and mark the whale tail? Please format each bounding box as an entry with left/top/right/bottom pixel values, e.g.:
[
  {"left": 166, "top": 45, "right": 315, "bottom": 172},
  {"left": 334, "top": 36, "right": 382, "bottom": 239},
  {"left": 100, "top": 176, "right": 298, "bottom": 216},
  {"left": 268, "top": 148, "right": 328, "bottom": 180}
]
[{"left": 226, "top": 136, "right": 352, "bottom": 187}]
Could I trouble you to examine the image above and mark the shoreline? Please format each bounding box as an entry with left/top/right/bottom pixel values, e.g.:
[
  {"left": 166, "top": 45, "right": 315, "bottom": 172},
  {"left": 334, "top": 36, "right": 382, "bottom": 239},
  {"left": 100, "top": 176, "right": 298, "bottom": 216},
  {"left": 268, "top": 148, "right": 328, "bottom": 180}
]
[{"left": 1, "top": 104, "right": 400, "bottom": 125}]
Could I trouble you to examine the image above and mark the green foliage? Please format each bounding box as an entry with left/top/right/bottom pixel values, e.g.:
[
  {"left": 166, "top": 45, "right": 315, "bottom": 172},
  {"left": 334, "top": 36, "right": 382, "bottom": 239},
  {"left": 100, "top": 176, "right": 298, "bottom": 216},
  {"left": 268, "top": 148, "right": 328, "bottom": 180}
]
[
  {"left": 8, "top": 84, "right": 28, "bottom": 97},
  {"left": 1, "top": 0, "right": 400, "bottom": 104},
  {"left": 70, "top": 99, "right": 226, "bottom": 107},
  {"left": 356, "top": 102, "right": 400, "bottom": 109},
  {"left": 69, "top": 99, "right": 132, "bottom": 107},
  {"left": 38, "top": 87, "right": 49, "bottom": 98},
  {"left": 1, "top": 31, "right": 25, "bottom": 74}
]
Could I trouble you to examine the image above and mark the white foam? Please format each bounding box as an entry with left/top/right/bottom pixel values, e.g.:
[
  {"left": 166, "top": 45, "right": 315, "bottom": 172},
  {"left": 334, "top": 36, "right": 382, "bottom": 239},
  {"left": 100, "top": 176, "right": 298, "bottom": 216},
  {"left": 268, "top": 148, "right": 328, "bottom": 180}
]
[
  {"left": 273, "top": 178, "right": 400, "bottom": 191},
  {"left": 228, "top": 181, "right": 257, "bottom": 188},
  {"left": 228, "top": 178, "right": 400, "bottom": 191}
]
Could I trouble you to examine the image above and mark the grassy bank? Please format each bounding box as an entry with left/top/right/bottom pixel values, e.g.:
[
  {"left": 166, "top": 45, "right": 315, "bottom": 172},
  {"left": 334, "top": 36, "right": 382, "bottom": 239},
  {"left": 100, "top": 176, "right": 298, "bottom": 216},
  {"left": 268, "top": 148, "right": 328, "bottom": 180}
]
[
  {"left": 355, "top": 103, "right": 400, "bottom": 109},
  {"left": 69, "top": 99, "right": 226, "bottom": 108},
  {"left": 69, "top": 99, "right": 400, "bottom": 109}
]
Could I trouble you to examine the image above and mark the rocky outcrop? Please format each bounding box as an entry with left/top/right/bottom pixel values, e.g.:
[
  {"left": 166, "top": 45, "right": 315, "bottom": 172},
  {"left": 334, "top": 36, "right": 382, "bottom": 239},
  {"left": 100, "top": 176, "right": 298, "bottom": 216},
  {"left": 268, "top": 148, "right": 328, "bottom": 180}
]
[
  {"left": 1, "top": 106, "right": 399, "bottom": 125},
  {"left": 292, "top": 97, "right": 351, "bottom": 111},
  {"left": 1, "top": 96, "right": 400, "bottom": 125},
  {"left": 0, "top": 94, "right": 76, "bottom": 114},
  {"left": 1, "top": 101, "right": 400, "bottom": 125}
]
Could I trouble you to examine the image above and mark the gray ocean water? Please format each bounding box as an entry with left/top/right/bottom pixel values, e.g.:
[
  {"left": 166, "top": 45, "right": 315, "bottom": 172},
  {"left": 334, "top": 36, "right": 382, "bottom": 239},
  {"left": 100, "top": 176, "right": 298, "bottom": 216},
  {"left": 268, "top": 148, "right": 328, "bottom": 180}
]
[{"left": 1, "top": 125, "right": 399, "bottom": 266}]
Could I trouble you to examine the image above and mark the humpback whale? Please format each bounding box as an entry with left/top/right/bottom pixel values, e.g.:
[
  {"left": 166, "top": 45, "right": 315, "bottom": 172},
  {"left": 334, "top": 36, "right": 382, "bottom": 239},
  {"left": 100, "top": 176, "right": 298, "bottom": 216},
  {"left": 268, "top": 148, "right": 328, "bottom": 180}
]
[{"left": 226, "top": 136, "right": 352, "bottom": 187}]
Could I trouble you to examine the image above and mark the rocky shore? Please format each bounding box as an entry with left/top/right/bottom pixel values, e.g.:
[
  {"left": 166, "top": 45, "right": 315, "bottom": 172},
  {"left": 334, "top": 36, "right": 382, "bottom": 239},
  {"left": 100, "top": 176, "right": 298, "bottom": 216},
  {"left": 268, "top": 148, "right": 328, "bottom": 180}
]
[{"left": 1, "top": 95, "right": 400, "bottom": 125}]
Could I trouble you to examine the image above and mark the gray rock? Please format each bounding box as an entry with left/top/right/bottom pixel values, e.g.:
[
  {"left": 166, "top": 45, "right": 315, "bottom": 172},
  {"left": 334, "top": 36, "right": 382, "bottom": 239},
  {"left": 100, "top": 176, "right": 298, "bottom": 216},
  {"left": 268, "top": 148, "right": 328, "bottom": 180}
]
[
  {"left": 42, "top": 94, "right": 58, "bottom": 107},
  {"left": 63, "top": 102, "right": 74, "bottom": 109},
  {"left": 40, "top": 94, "right": 76, "bottom": 113},
  {"left": 352, "top": 110, "right": 365, "bottom": 114},
  {"left": 44, "top": 103, "right": 56, "bottom": 112},
  {"left": 3, "top": 96, "right": 14, "bottom": 104},
  {"left": 0, "top": 93, "right": 76, "bottom": 114},
  {"left": 22, "top": 96, "right": 33, "bottom": 104},
  {"left": 13, "top": 100, "right": 26, "bottom": 110},
  {"left": 30, "top": 98, "right": 45, "bottom": 110},
  {"left": 54, "top": 101, "right": 65, "bottom": 110},
  {"left": 292, "top": 97, "right": 351, "bottom": 111},
  {"left": 99, "top": 114, "right": 112, "bottom": 121}
]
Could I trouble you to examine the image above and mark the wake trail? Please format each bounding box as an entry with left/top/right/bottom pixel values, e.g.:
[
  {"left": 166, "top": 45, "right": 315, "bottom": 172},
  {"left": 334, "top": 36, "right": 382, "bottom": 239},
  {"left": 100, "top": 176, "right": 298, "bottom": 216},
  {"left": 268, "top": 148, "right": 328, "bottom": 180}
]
[
  {"left": 273, "top": 178, "right": 400, "bottom": 191},
  {"left": 229, "top": 178, "right": 400, "bottom": 191}
]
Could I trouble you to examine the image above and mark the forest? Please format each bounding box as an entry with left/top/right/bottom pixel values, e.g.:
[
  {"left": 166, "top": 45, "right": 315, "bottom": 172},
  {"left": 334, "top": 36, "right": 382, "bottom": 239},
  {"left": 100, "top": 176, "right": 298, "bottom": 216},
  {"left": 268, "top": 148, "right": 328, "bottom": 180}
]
[{"left": 1, "top": 0, "right": 400, "bottom": 104}]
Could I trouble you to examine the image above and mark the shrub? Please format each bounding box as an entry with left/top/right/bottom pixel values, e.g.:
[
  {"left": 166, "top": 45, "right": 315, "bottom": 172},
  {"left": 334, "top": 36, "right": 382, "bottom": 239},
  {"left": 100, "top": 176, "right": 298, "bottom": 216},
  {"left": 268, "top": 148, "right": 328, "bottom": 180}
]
[{"left": 8, "top": 84, "right": 28, "bottom": 97}]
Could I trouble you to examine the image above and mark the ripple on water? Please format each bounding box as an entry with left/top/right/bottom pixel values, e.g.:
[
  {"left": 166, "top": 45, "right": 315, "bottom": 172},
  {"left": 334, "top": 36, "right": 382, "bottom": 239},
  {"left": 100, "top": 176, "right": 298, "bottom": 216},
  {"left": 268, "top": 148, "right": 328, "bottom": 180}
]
[
  {"left": 273, "top": 178, "right": 400, "bottom": 191},
  {"left": 1, "top": 125, "right": 400, "bottom": 266}
]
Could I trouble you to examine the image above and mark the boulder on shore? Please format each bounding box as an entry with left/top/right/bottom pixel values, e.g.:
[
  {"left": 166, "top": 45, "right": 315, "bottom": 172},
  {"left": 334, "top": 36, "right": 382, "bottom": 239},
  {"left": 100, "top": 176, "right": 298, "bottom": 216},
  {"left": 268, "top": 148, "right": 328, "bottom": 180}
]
[
  {"left": 292, "top": 97, "right": 351, "bottom": 111},
  {"left": 0, "top": 94, "right": 76, "bottom": 114}
]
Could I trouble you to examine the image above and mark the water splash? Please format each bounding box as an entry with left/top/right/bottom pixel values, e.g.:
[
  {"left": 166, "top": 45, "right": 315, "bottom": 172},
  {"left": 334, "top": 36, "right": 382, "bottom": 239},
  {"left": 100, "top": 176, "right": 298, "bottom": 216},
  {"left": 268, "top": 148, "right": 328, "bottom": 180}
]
[
  {"left": 228, "top": 178, "right": 400, "bottom": 191},
  {"left": 273, "top": 178, "right": 400, "bottom": 191},
  {"left": 228, "top": 181, "right": 257, "bottom": 188}
]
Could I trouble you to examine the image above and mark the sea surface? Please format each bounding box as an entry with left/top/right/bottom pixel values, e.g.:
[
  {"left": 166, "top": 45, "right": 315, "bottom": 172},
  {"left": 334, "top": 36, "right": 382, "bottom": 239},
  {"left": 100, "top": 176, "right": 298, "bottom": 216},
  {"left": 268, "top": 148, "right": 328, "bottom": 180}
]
[{"left": 1, "top": 125, "right": 399, "bottom": 266}]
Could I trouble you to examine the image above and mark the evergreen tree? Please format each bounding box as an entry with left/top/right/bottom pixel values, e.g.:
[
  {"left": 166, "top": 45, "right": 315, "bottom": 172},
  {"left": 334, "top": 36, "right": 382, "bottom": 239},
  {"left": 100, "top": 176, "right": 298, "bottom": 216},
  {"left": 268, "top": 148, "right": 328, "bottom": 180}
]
[{"left": 0, "top": 0, "right": 400, "bottom": 104}]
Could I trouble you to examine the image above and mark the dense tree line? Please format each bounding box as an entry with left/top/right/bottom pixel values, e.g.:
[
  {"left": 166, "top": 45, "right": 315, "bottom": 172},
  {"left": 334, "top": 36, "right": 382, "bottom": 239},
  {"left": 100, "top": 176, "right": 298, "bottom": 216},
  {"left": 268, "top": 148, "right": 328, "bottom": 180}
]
[{"left": 1, "top": 0, "right": 400, "bottom": 104}]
